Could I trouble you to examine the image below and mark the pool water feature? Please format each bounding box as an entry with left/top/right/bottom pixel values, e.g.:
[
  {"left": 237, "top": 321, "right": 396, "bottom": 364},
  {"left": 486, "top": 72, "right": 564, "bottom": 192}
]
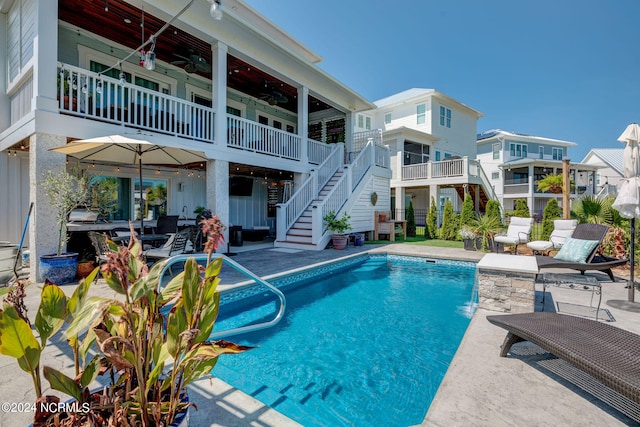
[{"left": 213, "top": 255, "right": 477, "bottom": 427}]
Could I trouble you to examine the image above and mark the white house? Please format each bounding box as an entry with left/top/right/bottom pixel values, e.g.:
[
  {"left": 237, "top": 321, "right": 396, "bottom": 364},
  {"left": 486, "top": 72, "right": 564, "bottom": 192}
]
[
  {"left": 357, "top": 88, "right": 488, "bottom": 221},
  {"left": 0, "top": 0, "right": 391, "bottom": 281},
  {"left": 476, "top": 130, "right": 600, "bottom": 216},
  {"left": 581, "top": 148, "right": 624, "bottom": 196}
]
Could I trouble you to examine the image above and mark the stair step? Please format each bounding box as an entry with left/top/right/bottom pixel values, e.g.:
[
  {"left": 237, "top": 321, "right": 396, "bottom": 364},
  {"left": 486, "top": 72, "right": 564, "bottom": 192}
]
[
  {"left": 289, "top": 228, "right": 312, "bottom": 236},
  {"left": 285, "top": 234, "right": 313, "bottom": 243}
]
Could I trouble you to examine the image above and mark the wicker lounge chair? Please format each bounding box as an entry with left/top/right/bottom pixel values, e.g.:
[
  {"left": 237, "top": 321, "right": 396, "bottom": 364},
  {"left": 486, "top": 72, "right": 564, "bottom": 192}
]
[
  {"left": 487, "top": 312, "right": 640, "bottom": 405},
  {"left": 536, "top": 223, "right": 628, "bottom": 281}
]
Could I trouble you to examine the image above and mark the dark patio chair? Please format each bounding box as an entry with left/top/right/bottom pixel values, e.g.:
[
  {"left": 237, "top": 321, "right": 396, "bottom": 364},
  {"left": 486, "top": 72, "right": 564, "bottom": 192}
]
[
  {"left": 536, "top": 223, "right": 628, "bottom": 281},
  {"left": 154, "top": 215, "right": 179, "bottom": 235},
  {"left": 87, "top": 231, "right": 110, "bottom": 265},
  {"left": 144, "top": 227, "right": 191, "bottom": 262}
]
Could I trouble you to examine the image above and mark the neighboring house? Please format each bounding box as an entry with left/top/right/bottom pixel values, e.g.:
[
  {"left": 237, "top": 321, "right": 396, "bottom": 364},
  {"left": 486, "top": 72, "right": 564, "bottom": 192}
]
[
  {"left": 0, "top": 0, "right": 391, "bottom": 280},
  {"left": 581, "top": 148, "right": 624, "bottom": 196},
  {"left": 357, "top": 88, "right": 489, "bottom": 222},
  {"left": 476, "top": 130, "right": 600, "bottom": 216}
]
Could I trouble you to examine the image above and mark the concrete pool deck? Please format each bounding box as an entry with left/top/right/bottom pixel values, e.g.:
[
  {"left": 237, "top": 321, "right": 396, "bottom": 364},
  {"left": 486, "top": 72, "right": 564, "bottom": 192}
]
[{"left": 2, "top": 243, "right": 639, "bottom": 426}]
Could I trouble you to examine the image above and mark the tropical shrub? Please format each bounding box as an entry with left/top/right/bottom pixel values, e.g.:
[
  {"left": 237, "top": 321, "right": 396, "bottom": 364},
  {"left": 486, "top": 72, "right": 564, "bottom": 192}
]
[
  {"left": 541, "top": 199, "right": 562, "bottom": 239},
  {"left": 460, "top": 193, "right": 475, "bottom": 229},
  {"left": 485, "top": 199, "right": 503, "bottom": 226},
  {"left": 406, "top": 201, "right": 416, "bottom": 237},
  {"left": 514, "top": 199, "right": 530, "bottom": 218},
  {"left": 426, "top": 197, "right": 438, "bottom": 239},
  {"left": 440, "top": 200, "right": 458, "bottom": 240},
  {"left": 471, "top": 213, "right": 504, "bottom": 251}
]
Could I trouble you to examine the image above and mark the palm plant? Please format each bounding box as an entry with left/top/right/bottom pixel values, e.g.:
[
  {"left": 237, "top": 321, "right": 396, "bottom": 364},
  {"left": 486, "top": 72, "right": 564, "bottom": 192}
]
[
  {"left": 471, "top": 213, "right": 503, "bottom": 251},
  {"left": 571, "top": 195, "right": 615, "bottom": 225}
]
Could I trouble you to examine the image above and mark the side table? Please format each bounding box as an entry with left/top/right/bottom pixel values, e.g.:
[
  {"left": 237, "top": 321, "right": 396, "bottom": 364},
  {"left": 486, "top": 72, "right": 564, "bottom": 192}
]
[{"left": 541, "top": 273, "right": 602, "bottom": 320}]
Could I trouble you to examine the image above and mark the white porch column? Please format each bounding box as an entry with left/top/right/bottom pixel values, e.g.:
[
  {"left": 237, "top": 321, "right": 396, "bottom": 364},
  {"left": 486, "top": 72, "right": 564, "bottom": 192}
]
[
  {"left": 396, "top": 187, "right": 405, "bottom": 220},
  {"left": 30, "top": 133, "right": 66, "bottom": 281},
  {"left": 206, "top": 159, "right": 230, "bottom": 252},
  {"left": 345, "top": 112, "right": 355, "bottom": 157},
  {"left": 33, "top": 0, "right": 59, "bottom": 112},
  {"left": 297, "top": 86, "right": 309, "bottom": 163},
  {"left": 0, "top": 13, "right": 8, "bottom": 130},
  {"left": 211, "top": 41, "right": 228, "bottom": 147}
]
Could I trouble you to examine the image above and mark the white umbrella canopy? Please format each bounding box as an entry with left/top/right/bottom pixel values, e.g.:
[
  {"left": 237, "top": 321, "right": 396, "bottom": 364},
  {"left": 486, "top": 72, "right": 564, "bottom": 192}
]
[
  {"left": 613, "top": 123, "right": 640, "bottom": 219},
  {"left": 50, "top": 131, "right": 208, "bottom": 233},
  {"left": 612, "top": 123, "right": 640, "bottom": 302}
]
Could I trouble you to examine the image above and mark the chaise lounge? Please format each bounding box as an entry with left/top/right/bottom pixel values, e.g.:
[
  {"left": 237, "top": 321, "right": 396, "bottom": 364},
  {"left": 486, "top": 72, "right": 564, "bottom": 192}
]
[
  {"left": 487, "top": 312, "right": 640, "bottom": 405},
  {"left": 536, "top": 223, "right": 628, "bottom": 281}
]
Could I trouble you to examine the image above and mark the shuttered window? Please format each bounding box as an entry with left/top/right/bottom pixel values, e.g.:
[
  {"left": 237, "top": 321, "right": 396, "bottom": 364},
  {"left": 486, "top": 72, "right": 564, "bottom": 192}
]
[{"left": 7, "top": 0, "right": 35, "bottom": 82}]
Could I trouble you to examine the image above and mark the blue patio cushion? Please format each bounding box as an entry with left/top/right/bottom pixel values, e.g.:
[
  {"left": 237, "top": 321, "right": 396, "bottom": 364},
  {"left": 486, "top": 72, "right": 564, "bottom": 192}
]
[{"left": 553, "top": 236, "right": 600, "bottom": 263}]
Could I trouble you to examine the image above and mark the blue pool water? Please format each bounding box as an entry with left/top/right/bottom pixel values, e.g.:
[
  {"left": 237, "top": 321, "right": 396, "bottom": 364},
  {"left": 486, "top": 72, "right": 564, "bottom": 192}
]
[{"left": 213, "top": 255, "right": 476, "bottom": 427}]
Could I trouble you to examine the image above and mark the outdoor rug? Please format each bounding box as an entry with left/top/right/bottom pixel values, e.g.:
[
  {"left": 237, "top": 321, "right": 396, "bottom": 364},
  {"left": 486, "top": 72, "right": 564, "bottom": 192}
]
[
  {"left": 268, "top": 248, "right": 303, "bottom": 254},
  {"left": 556, "top": 301, "right": 616, "bottom": 322}
]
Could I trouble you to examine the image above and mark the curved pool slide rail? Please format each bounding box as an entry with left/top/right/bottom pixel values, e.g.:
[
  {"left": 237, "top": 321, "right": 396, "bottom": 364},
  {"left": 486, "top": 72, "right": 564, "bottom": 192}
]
[{"left": 159, "top": 254, "right": 286, "bottom": 339}]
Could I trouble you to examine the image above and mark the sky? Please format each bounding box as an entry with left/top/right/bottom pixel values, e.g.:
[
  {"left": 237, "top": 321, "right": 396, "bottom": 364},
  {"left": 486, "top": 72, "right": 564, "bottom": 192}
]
[{"left": 244, "top": 0, "right": 640, "bottom": 162}]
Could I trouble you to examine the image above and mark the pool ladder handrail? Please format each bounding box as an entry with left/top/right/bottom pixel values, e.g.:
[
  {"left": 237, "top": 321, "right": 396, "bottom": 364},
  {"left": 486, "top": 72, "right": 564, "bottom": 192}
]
[{"left": 159, "top": 253, "right": 286, "bottom": 339}]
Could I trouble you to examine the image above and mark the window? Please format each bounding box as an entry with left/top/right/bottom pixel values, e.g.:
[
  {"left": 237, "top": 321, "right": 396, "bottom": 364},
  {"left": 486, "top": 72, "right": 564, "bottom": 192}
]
[
  {"left": 417, "top": 104, "right": 426, "bottom": 125},
  {"left": 365, "top": 117, "right": 371, "bottom": 130},
  {"left": 509, "top": 143, "right": 528, "bottom": 158},
  {"left": 7, "top": 0, "right": 35, "bottom": 82},
  {"left": 258, "top": 115, "right": 269, "bottom": 125},
  {"left": 358, "top": 115, "right": 364, "bottom": 128},
  {"left": 440, "top": 106, "right": 451, "bottom": 128},
  {"left": 492, "top": 143, "right": 500, "bottom": 160},
  {"left": 286, "top": 124, "right": 295, "bottom": 133},
  {"left": 226, "top": 106, "right": 241, "bottom": 117},
  {"left": 539, "top": 146, "right": 544, "bottom": 159},
  {"left": 135, "top": 178, "right": 168, "bottom": 221},
  {"left": 435, "top": 151, "right": 441, "bottom": 161},
  {"left": 492, "top": 172, "right": 499, "bottom": 180},
  {"left": 273, "top": 120, "right": 282, "bottom": 130},
  {"left": 552, "top": 147, "right": 563, "bottom": 160},
  {"left": 384, "top": 113, "right": 392, "bottom": 124}
]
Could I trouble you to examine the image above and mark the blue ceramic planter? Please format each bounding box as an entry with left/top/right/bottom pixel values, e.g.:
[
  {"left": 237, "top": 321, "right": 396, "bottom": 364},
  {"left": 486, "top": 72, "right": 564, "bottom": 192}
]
[{"left": 39, "top": 252, "right": 78, "bottom": 284}]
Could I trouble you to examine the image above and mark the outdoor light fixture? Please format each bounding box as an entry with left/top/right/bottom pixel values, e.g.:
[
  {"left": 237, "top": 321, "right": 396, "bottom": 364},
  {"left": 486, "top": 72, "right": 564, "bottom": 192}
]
[
  {"left": 209, "top": 0, "right": 223, "bottom": 20},
  {"left": 144, "top": 50, "right": 156, "bottom": 70},
  {"left": 96, "top": 80, "right": 103, "bottom": 94}
]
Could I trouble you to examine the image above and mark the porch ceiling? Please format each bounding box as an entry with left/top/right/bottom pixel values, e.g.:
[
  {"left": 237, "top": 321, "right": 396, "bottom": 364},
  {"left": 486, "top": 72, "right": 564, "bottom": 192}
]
[
  {"left": 230, "top": 163, "right": 294, "bottom": 181},
  {"left": 59, "top": 0, "right": 332, "bottom": 114}
]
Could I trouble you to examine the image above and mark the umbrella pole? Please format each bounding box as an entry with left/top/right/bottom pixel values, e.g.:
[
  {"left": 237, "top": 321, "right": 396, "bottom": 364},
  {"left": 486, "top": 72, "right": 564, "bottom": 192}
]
[
  {"left": 139, "top": 154, "right": 145, "bottom": 236},
  {"left": 630, "top": 217, "right": 636, "bottom": 302}
]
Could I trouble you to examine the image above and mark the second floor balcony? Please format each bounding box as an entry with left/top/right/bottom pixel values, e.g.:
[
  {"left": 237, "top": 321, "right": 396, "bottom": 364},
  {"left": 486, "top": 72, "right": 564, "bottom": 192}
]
[{"left": 56, "top": 63, "right": 341, "bottom": 166}]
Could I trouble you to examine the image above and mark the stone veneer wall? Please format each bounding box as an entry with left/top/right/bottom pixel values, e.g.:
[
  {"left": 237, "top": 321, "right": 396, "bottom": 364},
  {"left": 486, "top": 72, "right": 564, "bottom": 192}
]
[{"left": 477, "top": 269, "right": 536, "bottom": 313}]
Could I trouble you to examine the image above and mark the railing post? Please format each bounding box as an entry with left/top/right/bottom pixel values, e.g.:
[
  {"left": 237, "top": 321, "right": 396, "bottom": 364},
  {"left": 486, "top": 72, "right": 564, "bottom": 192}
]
[
  {"left": 311, "top": 205, "right": 321, "bottom": 245},
  {"left": 276, "top": 205, "right": 285, "bottom": 241}
]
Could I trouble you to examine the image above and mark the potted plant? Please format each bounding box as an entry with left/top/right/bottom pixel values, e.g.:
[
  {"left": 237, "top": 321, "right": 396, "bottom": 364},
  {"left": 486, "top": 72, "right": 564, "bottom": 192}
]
[
  {"left": 76, "top": 249, "right": 95, "bottom": 278},
  {"left": 39, "top": 167, "right": 90, "bottom": 284},
  {"left": 471, "top": 213, "right": 504, "bottom": 252},
  {"left": 57, "top": 73, "right": 77, "bottom": 110},
  {"left": 323, "top": 211, "right": 351, "bottom": 250},
  {"left": 0, "top": 216, "right": 249, "bottom": 426},
  {"left": 458, "top": 225, "right": 480, "bottom": 251}
]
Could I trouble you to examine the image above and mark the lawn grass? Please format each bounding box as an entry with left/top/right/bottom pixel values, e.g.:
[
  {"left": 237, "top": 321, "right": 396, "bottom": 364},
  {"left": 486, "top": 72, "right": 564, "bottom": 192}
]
[{"left": 366, "top": 237, "right": 464, "bottom": 248}]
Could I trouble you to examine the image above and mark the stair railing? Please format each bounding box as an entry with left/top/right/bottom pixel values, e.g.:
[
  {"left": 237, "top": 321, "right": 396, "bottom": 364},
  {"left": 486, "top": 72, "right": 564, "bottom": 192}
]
[
  {"left": 311, "top": 140, "right": 377, "bottom": 244},
  {"left": 276, "top": 144, "right": 343, "bottom": 241},
  {"left": 471, "top": 159, "right": 499, "bottom": 202},
  {"left": 160, "top": 254, "right": 286, "bottom": 339}
]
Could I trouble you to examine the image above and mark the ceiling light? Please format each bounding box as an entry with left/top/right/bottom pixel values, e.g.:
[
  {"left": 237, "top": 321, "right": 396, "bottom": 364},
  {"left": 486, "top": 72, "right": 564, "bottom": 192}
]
[
  {"left": 209, "top": 0, "right": 223, "bottom": 20},
  {"left": 124, "top": 18, "right": 132, "bottom": 24}
]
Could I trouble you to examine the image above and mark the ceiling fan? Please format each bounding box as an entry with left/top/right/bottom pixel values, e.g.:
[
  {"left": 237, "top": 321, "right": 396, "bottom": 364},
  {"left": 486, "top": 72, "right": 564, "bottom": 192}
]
[
  {"left": 260, "top": 90, "right": 288, "bottom": 106},
  {"left": 171, "top": 50, "right": 211, "bottom": 73}
]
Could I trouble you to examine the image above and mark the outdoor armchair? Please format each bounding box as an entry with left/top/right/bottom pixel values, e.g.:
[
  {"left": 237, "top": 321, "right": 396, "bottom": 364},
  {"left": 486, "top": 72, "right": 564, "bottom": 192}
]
[
  {"left": 527, "top": 219, "right": 577, "bottom": 255},
  {"left": 494, "top": 216, "right": 533, "bottom": 254}
]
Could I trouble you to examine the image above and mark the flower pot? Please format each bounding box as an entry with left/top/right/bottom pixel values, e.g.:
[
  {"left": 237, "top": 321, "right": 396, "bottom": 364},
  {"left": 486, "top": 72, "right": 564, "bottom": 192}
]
[
  {"left": 463, "top": 238, "right": 476, "bottom": 251},
  {"left": 39, "top": 252, "right": 79, "bottom": 284},
  {"left": 0, "top": 243, "right": 19, "bottom": 285},
  {"left": 76, "top": 261, "right": 96, "bottom": 278},
  {"left": 331, "top": 234, "right": 349, "bottom": 250}
]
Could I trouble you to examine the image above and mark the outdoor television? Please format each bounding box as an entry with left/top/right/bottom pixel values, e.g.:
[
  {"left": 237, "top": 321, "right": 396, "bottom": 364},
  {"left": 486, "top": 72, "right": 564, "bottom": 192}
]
[{"left": 229, "top": 176, "right": 254, "bottom": 196}]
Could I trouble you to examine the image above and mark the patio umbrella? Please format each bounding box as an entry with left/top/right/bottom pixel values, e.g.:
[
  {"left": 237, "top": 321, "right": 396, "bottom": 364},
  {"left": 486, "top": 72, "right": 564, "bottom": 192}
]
[
  {"left": 50, "top": 131, "right": 208, "bottom": 234},
  {"left": 612, "top": 123, "right": 640, "bottom": 302}
]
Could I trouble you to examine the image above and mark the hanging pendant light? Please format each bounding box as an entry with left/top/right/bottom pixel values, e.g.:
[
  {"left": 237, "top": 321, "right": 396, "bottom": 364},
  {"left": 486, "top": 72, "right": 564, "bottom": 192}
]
[{"left": 209, "top": 0, "right": 223, "bottom": 20}]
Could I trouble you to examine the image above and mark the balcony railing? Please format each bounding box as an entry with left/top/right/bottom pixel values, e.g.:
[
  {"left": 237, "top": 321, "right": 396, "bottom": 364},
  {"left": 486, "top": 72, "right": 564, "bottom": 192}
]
[
  {"left": 227, "top": 115, "right": 301, "bottom": 160},
  {"left": 402, "top": 158, "right": 467, "bottom": 180},
  {"left": 57, "top": 63, "right": 215, "bottom": 142}
]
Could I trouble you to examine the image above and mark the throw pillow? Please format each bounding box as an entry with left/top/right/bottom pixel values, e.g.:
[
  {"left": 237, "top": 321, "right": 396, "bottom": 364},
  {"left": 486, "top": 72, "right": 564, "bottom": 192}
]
[{"left": 553, "top": 236, "right": 600, "bottom": 263}]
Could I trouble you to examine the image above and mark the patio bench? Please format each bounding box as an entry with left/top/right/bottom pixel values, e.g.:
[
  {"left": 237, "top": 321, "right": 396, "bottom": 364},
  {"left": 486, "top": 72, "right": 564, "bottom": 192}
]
[{"left": 487, "top": 312, "right": 640, "bottom": 404}]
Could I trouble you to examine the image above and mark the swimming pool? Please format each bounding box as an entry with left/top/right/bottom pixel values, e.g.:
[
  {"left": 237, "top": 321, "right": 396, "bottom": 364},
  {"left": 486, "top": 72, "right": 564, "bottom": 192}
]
[{"left": 213, "top": 254, "right": 477, "bottom": 427}]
